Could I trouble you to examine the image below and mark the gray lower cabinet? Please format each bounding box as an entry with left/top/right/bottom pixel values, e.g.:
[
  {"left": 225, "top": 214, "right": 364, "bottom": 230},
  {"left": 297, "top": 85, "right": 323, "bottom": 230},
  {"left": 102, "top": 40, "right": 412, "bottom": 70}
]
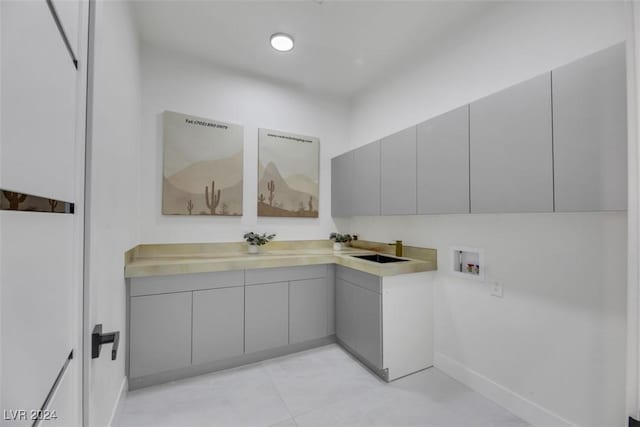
[
  {"left": 335, "top": 270, "right": 382, "bottom": 370},
  {"left": 353, "top": 285, "right": 382, "bottom": 369},
  {"left": 335, "top": 278, "right": 356, "bottom": 350},
  {"left": 244, "top": 282, "right": 289, "bottom": 353},
  {"left": 129, "top": 292, "right": 192, "bottom": 378},
  {"left": 381, "top": 126, "right": 417, "bottom": 215},
  {"left": 470, "top": 72, "right": 553, "bottom": 213},
  {"left": 192, "top": 286, "right": 244, "bottom": 365},
  {"left": 331, "top": 151, "right": 353, "bottom": 217},
  {"left": 552, "top": 43, "right": 627, "bottom": 212},
  {"left": 417, "top": 105, "right": 470, "bottom": 214},
  {"left": 352, "top": 141, "right": 381, "bottom": 216},
  {"left": 289, "top": 278, "right": 328, "bottom": 343},
  {"left": 128, "top": 265, "right": 334, "bottom": 386}
]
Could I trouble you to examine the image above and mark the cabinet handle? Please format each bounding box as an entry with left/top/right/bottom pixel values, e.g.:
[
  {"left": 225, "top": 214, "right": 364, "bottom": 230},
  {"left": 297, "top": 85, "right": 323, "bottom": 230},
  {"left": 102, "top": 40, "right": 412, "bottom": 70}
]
[{"left": 92, "top": 324, "right": 119, "bottom": 361}]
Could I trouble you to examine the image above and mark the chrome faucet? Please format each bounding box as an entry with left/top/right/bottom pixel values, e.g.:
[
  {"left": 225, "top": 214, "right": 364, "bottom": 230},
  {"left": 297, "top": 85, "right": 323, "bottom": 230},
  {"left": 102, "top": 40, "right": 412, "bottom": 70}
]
[{"left": 388, "top": 240, "right": 403, "bottom": 257}]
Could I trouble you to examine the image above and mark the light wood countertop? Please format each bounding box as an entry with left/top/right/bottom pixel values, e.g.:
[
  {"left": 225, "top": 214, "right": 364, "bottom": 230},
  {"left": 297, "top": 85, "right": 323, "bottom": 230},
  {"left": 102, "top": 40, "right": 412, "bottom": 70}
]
[{"left": 125, "top": 240, "right": 437, "bottom": 278}]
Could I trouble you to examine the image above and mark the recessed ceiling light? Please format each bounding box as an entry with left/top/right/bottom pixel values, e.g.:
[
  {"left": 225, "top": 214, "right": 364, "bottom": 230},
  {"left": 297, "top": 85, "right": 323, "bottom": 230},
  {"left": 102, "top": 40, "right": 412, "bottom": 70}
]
[{"left": 270, "top": 33, "right": 294, "bottom": 52}]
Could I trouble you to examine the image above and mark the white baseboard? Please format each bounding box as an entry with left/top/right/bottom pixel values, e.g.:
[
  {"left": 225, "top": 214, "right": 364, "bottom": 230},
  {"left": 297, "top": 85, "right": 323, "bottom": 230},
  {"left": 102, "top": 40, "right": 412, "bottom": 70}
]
[
  {"left": 108, "top": 377, "right": 128, "bottom": 427},
  {"left": 434, "top": 353, "right": 576, "bottom": 427}
]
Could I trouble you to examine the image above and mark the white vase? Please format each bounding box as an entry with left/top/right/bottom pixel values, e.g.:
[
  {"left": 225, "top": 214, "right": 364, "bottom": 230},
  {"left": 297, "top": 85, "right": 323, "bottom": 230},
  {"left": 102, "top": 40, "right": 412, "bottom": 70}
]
[
  {"left": 248, "top": 244, "right": 259, "bottom": 254},
  {"left": 333, "top": 242, "right": 343, "bottom": 251}
]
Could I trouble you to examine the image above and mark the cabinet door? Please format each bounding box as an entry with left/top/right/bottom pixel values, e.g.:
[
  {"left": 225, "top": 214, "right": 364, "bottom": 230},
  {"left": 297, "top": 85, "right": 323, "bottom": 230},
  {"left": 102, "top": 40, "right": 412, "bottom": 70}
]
[
  {"left": 552, "top": 43, "right": 627, "bottom": 211},
  {"left": 352, "top": 141, "right": 381, "bottom": 216},
  {"left": 470, "top": 73, "right": 553, "bottom": 213},
  {"left": 245, "top": 282, "right": 289, "bottom": 353},
  {"left": 192, "top": 287, "right": 244, "bottom": 365},
  {"left": 289, "top": 278, "right": 328, "bottom": 344},
  {"left": 353, "top": 286, "right": 382, "bottom": 369},
  {"left": 1, "top": 0, "right": 78, "bottom": 202},
  {"left": 130, "top": 292, "right": 192, "bottom": 378},
  {"left": 417, "top": 106, "right": 470, "bottom": 214},
  {"left": 381, "top": 126, "right": 417, "bottom": 215},
  {"left": 331, "top": 151, "right": 353, "bottom": 217},
  {"left": 327, "top": 265, "right": 336, "bottom": 335},
  {"left": 335, "top": 278, "right": 356, "bottom": 349}
]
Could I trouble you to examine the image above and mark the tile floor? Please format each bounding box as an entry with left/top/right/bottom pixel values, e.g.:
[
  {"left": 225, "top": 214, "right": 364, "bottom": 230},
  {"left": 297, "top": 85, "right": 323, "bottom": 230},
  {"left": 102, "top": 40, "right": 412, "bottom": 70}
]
[{"left": 115, "top": 344, "right": 529, "bottom": 427}]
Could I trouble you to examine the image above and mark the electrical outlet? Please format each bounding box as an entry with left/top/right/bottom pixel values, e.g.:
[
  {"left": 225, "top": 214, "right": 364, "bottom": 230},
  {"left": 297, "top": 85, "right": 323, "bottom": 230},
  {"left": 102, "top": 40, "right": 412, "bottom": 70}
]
[{"left": 490, "top": 281, "right": 503, "bottom": 298}]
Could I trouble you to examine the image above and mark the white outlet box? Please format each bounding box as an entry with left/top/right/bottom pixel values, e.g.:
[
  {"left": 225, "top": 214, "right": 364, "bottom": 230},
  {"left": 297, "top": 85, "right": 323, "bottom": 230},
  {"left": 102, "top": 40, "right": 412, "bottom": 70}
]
[
  {"left": 450, "top": 246, "right": 485, "bottom": 281},
  {"left": 490, "top": 281, "right": 503, "bottom": 298}
]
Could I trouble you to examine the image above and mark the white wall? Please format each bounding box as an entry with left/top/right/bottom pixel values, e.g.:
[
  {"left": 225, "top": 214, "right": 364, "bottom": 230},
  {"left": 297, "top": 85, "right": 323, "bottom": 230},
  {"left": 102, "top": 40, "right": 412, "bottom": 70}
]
[
  {"left": 139, "top": 45, "right": 350, "bottom": 244},
  {"left": 347, "top": 2, "right": 628, "bottom": 426},
  {"left": 87, "top": 1, "right": 141, "bottom": 426}
]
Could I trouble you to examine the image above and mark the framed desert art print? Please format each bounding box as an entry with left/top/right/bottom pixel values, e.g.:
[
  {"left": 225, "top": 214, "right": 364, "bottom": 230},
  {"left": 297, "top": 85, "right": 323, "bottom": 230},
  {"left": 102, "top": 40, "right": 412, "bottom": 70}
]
[
  {"left": 257, "top": 128, "right": 319, "bottom": 218},
  {"left": 162, "top": 111, "right": 243, "bottom": 216}
]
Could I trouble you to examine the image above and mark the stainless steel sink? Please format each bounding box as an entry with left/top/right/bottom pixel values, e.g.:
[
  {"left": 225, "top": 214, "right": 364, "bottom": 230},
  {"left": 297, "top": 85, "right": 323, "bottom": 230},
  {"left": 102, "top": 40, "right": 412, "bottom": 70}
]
[{"left": 351, "top": 254, "right": 409, "bottom": 263}]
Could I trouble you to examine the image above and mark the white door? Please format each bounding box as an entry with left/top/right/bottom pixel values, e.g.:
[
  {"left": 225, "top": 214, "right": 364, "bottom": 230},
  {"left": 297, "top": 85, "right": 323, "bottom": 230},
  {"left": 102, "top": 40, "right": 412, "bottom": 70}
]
[{"left": 1, "top": 1, "right": 87, "bottom": 426}]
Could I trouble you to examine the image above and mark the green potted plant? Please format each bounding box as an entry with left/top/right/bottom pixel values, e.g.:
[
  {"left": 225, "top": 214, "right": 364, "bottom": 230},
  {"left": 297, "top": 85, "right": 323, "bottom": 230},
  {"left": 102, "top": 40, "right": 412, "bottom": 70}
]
[
  {"left": 330, "top": 232, "right": 352, "bottom": 251},
  {"left": 243, "top": 232, "right": 276, "bottom": 254}
]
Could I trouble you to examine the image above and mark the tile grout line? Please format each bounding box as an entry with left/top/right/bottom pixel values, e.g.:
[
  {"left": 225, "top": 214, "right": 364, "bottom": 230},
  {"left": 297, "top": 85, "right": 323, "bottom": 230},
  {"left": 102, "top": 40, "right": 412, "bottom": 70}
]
[{"left": 260, "top": 359, "right": 297, "bottom": 422}]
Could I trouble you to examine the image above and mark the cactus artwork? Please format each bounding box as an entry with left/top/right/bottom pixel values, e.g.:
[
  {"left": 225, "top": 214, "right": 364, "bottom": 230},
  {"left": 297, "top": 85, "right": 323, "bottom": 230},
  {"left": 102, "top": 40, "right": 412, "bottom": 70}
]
[
  {"left": 205, "top": 180, "right": 221, "bottom": 215},
  {"left": 48, "top": 199, "right": 58, "bottom": 212},
  {"left": 267, "top": 180, "right": 275, "bottom": 206},
  {"left": 3, "top": 191, "right": 27, "bottom": 210},
  {"left": 162, "top": 111, "right": 244, "bottom": 216},
  {"left": 257, "top": 128, "right": 319, "bottom": 218}
]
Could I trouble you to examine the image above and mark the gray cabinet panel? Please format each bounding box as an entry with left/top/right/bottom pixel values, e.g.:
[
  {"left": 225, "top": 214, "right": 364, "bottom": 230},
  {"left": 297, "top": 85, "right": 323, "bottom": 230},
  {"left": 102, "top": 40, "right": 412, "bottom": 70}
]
[
  {"left": 336, "top": 278, "right": 356, "bottom": 349},
  {"left": 417, "top": 106, "right": 470, "bottom": 214},
  {"left": 331, "top": 151, "right": 353, "bottom": 217},
  {"left": 245, "top": 282, "right": 289, "bottom": 353},
  {"left": 352, "top": 141, "right": 381, "bottom": 216},
  {"left": 470, "top": 73, "right": 553, "bottom": 213},
  {"left": 192, "top": 287, "right": 244, "bottom": 365},
  {"left": 245, "top": 265, "right": 326, "bottom": 285},
  {"left": 289, "top": 278, "right": 328, "bottom": 344},
  {"left": 130, "top": 292, "right": 192, "bottom": 378},
  {"left": 335, "top": 270, "right": 382, "bottom": 370},
  {"left": 336, "top": 265, "right": 381, "bottom": 293},
  {"left": 552, "top": 43, "right": 627, "bottom": 211},
  {"left": 354, "top": 286, "right": 382, "bottom": 369},
  {"left": 381, "top": 127, "right": 417, "bottom": 215},
  {"left": 131, "top": 270, "right": 244, "bottom": 296},
  {"left": 327, "top": 265, "right": 336, "bottom": 335}
]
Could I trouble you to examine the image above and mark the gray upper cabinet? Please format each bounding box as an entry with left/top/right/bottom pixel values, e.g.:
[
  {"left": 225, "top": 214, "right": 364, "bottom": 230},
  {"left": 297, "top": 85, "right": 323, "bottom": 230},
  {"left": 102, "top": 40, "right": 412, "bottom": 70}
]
[
  {"left": 244, "top": 282, "right": 289, "bottom": 353},
  {"left": 552, "top": 43, "right": 627, "bottom": 212},
  {"left": 352, "top": 141, "right": 381, "bottom": 216},
  {"left": 381, "top": 127, "right": 417, "bottom": 215},
  {"left": 331, "top": 151, "right": 353, "bottom": 217},
  {"left": 289, "top": 278, "right": 328, "bottom": 344},
  {"left": 130, "top": 292, "right": 192, "bottom": 378},
  {"left": 470, "top": 73, "right": 553, "bottom": 213},
  {"left": 417, "top": 106, "right": 470, "bottom": 214},
  {"left": 192, "top": 287, "right": 244, "bottom": 365}
]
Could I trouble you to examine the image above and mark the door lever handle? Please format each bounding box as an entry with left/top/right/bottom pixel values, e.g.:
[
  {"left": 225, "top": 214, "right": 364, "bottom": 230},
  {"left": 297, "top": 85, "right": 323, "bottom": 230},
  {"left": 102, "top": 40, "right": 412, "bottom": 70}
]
[{"left": 92, "top": 324, "right": 119, "bottom": 360}]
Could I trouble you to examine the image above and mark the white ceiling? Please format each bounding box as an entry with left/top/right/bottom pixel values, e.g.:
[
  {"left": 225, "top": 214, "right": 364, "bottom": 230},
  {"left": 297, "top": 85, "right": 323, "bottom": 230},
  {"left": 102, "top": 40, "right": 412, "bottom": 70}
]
[{"left": 132, "top": 1, "right": 496, "bottom": 97}]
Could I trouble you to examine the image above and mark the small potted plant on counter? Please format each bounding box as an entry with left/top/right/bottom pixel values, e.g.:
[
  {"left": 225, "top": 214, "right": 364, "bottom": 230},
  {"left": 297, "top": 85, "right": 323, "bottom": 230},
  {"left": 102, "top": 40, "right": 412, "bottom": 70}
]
[
  {"left": 243, "top": 232, "right": 276, "bottom": 254},
  {"left": 330, "top": 232, "right": 352, "bottom": 251}
]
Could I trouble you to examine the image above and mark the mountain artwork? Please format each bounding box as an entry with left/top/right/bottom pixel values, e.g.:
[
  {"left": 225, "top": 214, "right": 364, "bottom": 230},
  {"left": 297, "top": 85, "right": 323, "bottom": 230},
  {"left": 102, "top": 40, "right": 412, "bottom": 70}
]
[
  {"left": 258, "top": 129, "right": 319, "bottom": 218},
  {"left": 162, "top": 111, "right": 243, "bottom": 216}
]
